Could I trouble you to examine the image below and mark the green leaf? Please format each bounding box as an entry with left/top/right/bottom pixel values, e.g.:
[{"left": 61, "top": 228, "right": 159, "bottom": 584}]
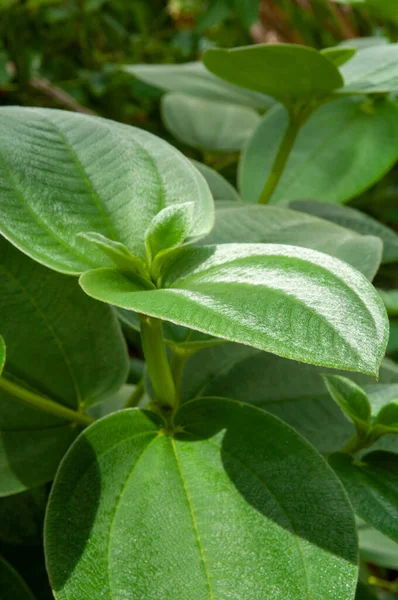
[
  {"left": 80, "top": 243, "right": 389, "bottom": 376},
  {"left": 0, "top": 337, "right": 4, "bottom": 377},
  {"left": 190, "top": 160, "right": 241, "bottom": 202},
  {"left": 323, "top": 375, "right": 372, "bottom": 427},
  {"left": 0, "top": 238, "right": 128, "bottom": 495},
  {"left": 330, "top": 451, "right": 398, "bottom": 543},
  {"left": 374, "top": 402, "right": 398, "bottom": 429},
  {"left": 339, "top": 44, "right": 398, "bottom": 94},
  {"left": 181, "top": 343, "right": 398, "bottom": 454},
  {"left": 0, "top": 557, "right": 35, "bottom": 600},
  {"left": 45, "top": 399, "right": 358, "bottom": 599},
  {"left": 0, "top": 107, "right": 214, "bottom": 274},
  {"left": 291, "top": 200, "right": 398, "bottom": 264},
  {"left": 161, "top": 93, "right": 260, "bottom": 152},
  {"left": 124, "top": 62, "right": 272, "bottom": 109},
  {"left": 339, "top": 37, "right": 389, "bottom": 50},
  {"left": 203, "top": 44, "right": 343, "bottom": 107},
  {"left": 239, "top": 97, "right": 398, "bottom": 205},
  {"left": 145, "top": 202, "right": 194, "bottom": 265},
  {"left": 204, "top": 204, "right": 382, "bottom": 280},
  {"left": 378, "top": 289, "right": 398, "bottom": 317},
  {"left": 321, "top": 46, "right": 356, "bottom": 67},
  {"left": 355, "top": 582, "right": 378, "bottom": 600},
  {"left": 357, "top": 518, "right": 398, "bottom": 570},
  {"left": 0, "top": 487, "right": 46, "bottom": 545}
]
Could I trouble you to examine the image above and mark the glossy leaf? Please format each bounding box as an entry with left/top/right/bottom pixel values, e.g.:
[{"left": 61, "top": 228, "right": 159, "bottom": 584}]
[
  {"left": 0, "top": 557, "right": 35, "bottom": 600},
  {"left": 0, "top": 238, "right": 128, "bottom": 495},
  {"left": 0, "top": 107, "right": 214, "bottom": 274},
  {"left": 162, "top": 93, "right": 260, "bottom": 152},
  {"left": 330, "top": 451, "right": 398, "bottom": 543},
  {"left": 124, "top": 62, "right": 272, "bottom": 109},
  {"left": 321, "top": 46, "right": 356, "bottom": 67},
  {"left": 45, "top": 399, "right": 358, "bottom": 600},
  {"left": 203, "top": 44, "right": 343, "bottom": 107},
  {"left": 80, "top": 243, "right": 388, "bottom": 376},
  {"left": 291, "top": 200, "right": 398, "bottom": 264},
  {"left": 0, "top": 487, "right": 46, "bottom": 545},
  {"left": 357, "top": 519, "right": 398, "bottom": 570},
  {"left": 204, "top": 204, "right": 382, "bottom": 280},
  {"left": 339, "top": 44, "right": 398, "bottom": 94},
  {"left": 323, "top": 375, "right": 372, "bottom": 427},
  {"left": 190, "top": 160, "right": 241, "bottom": 202},
  {"left": 181, "top": 343, "right": 398, "bottom": 454},
  {"left": 239, "top": 97, "right": 398, "bottom": 205}
]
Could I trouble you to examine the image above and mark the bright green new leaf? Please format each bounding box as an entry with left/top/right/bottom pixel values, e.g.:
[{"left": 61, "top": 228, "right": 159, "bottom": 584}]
[
  {"left": 124, "top": 62, "right": 272, "bottom": 109},
  {"left": 378, "top": 289, "right": 398, "bottom": 316},
  {"left": 0, "top": 337, "right": 4, "bottom": 376},
  {"left": 0, "top": 107, "right": 214, "bottom": 274},
  {"left": 0, "top": 487, "right": 46, "bottom": 545},
  {"left": 190, "top": 160, "right": 241, "bottom": 202},
  {"left": 80, "top": 243, "right": 389, "bottom": 376},
  {"left": 323, "top": 375, "right": 372, "bottom": 427},
  {"left": 204, "top": 204, "right": 382, "bottom": 280},
  {"left": 321, "top": 46, "right": 356, "bottom": 67},
  {"left": 291, "top": 200, "right": 398, "bottom": 264},
  {"left": 145, "top": 202, "right": 194, "bottom": 266},
  {"left": 357, "top": 518, "right": 398, "bottom": 570},
  {"left": 203, "top": 44, "right": 343, "bottom": 107},
  {"left": 0, "top": 238, "right": 128, "bottom": 495},
  {"left": 374, "top": 402, "right": 398, "bottom": 429},
  {"left": 330, "top": 451, "right": 398, "bottom": 543},
  {"left": 161, "top": 93, "right": 260, "bottom": 152},
  {"left": 45, "top": 399, "right": 358, "bottom": 599},
  {"left": 0, "top": 557, "right": 35, "bottom": 600},
  {"left": 239, "top": 97, "right": 398, "bottom": 205},
  {"left": 339, "top": 44, "right": 398, "bottom": 94}
]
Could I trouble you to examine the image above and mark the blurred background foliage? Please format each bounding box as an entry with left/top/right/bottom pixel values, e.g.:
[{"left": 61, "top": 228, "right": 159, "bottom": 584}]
[{"left": 1, "top": 2, "right": 398, "bottom": 598}]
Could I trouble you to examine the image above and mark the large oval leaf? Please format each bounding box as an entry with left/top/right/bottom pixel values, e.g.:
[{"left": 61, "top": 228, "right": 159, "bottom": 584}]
[
  {"left": 204, "top": 204, "right": 382, "bottom": 280},
  {"left": 330, "top": 451, "right": 398, "bottom": 543},
  {"left": 339, "top": 44, "right": 398, "bottom": 94},
  {"left": 0, "top": 557, "right": 35, "bottom": 600},
  {"left": 123, "top": 62, "right": 272, "bottom": 109},
  {"left": 162, "top": 93, "right": 260, "bottom": 152},
  {"left": 291, "top": 200, "right": 398, "bottom": 264},
  {"left": 45, "top": 399, "right": 358, "bottom": 599},
  {"left": 239, "top": 97, "right": 398, "bottom": 205},
  {"left": 0, "top": 107, "right": 214, "bottom": 274},
  {"left": 80, "top": 243, "right": 389, "bottom": 376},
  {"left": 203, "top": 44, "right": 343, "bottom": 107},
  {"left": 0, "top": 238, "right": 128, "bottom": 495}
]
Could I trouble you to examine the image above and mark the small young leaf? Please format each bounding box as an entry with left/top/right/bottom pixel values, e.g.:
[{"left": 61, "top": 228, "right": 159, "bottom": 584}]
[
  {"left": 45, "top": 399, "right": 358, "bottom": 600},
  {"left": 0, "top": 107, "right": 214, "bottom": 274},
  {"left": 145, "top": 202, "right": 195, "bottom": 268},
  {"left": 190, "top": 160, "right": 241, "bottom": 202},
  {"left": 239, "top": 97, "right": 398, "bottom": 205},
  {"left": 124, "top": 61, "right": 272, "bottom": 109},
  {"left": 161, "top": 93, "right": 260, "bottom": 152},
  {"left": 203, "top": 44, "right": 343, "bottom": 107},
  {"left": 291, "top": 200, "right": 398, "bottom": 264},
  {"left": 321, "top": 46, "right": 356, "bottom": 67},
  {"left": 80, "top": 244, "right": 389, "bottom": 377},
  {"left": 204, "top": 204, "right": 382, "bottom": 280},
  {"left": 0, "top": 557, "right": 36, "bottom": 600},
  {"left": 339, "top": 44, "right": 398, "bottom": 94},
  {"left": 330, "top": 451, "right": 398, "bottom": 543},
  {"left": 322, "top": 375, "right": 372, "bottom": 427},
  {"left": 374, "top": 402, "right": 398, "bottom": 429}
]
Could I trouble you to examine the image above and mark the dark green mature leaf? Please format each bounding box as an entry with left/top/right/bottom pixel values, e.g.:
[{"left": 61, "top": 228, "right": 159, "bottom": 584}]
[
  {"left": 204, "top": 204, "right": 383, "bottom": 280},
  {"left": 330, "top": 451, "right": 398, "bottom": 543},
  {"left": 0, "top": 557, "right": 35, "bottom": 600},
  {"left": 181, "top": 343, "right": 398, "bottom": 454},
  {"left": 339, "top": 44, "right": 398, "bottom": 94},
  {"left": 239, "top": 97, "right": 398, "bottom": 205},
  {"left": 323, "top": 375, "right": 372, "bottom": 427},
  {"left": 321, "top": 47, "right": 356, "bottom": 67},
  {"left": 161, "top": 93, "right": 260, "bottom": 152},
  {"left": 0, "top": 487, "right": 46, "bottom": 545},
  {"left": 190, "top": 161, "right": 241, "bottom": 202},
  {"left": 0, "top": 107, "right": 214, "bottom": 274},
  {"left": 203, "top": 44, "right": 344, "bottom": 107},
  {"left": 124, "top": 62, "right": 272, "bottom": 109},
  {"left": 80, "top": 243, "right": 388, "bottom": 376},
  {"left": 355, "top": 583, "right": 378, "bottom": 600},
  {"left": 357, "top": 519, "right": 398, "bottom": 570},
  {"left": 45, "top": 399, "right": 358, "bottom": 600},
  {"left": 291, "top": 200, "right": 398, "bottom": 264},
  {"left": 0, "top": 238, "right": 128, "bottom": 495}
]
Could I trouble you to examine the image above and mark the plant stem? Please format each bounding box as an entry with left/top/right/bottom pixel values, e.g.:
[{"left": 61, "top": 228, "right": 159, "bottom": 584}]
[
  {"left": 0, "top": 377, "right": 94, "bottom": 426},
  {"left": 258, "top": 110, "right": 302, "bottom": 205},
  {"left": 124, "top": 378, "right": 145, "bottom": 408},
  {"left": 139, "top": 315, "right": 177, "bottom": 414}
]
